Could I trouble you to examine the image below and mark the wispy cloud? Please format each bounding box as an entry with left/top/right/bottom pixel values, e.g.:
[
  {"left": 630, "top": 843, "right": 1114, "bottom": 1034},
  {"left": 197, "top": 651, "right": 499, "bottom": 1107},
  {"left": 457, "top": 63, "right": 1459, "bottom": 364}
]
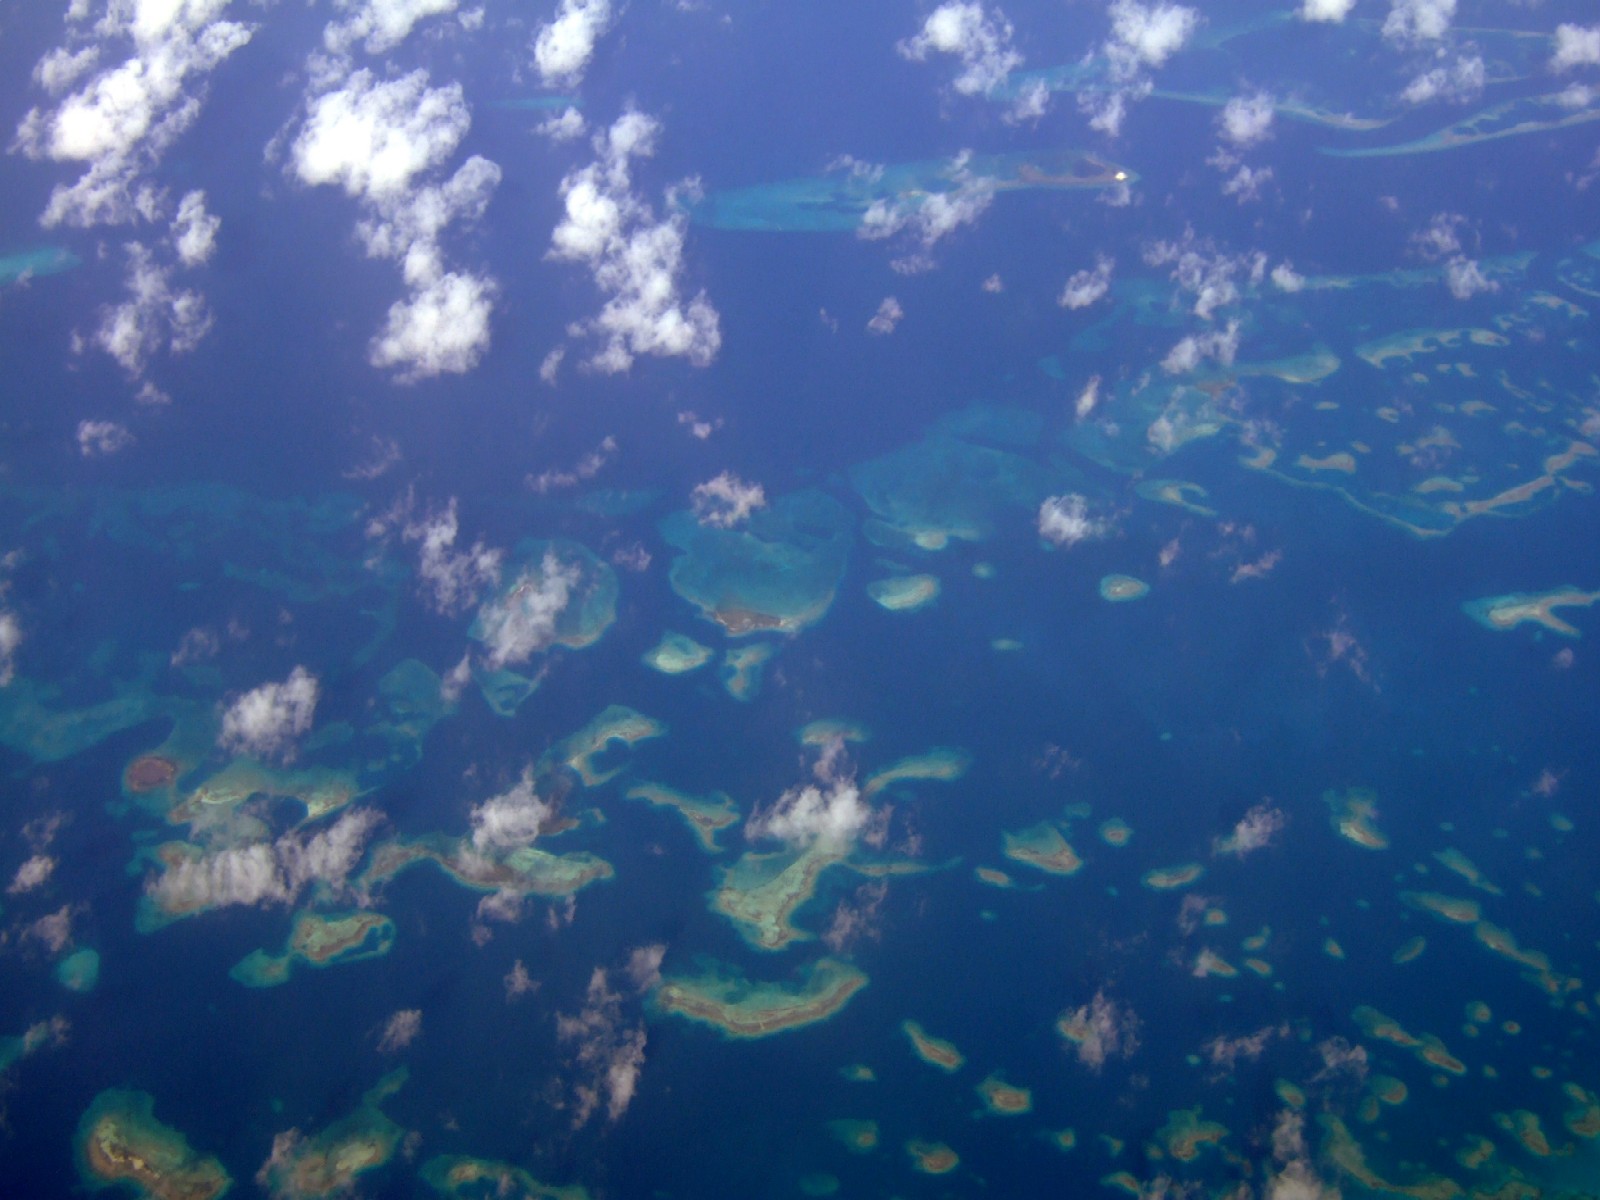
[
  {"left": 690, "top": 472, "right": 767, "bottom": 529},
  {"left": 219, "top": 667, "right": 321, "bottom": 761},
  {"left": 897, "top": 3, "right": 1023, "bottom": 98},
  {"left": 1059, "top": 256, "right": 1115, "bottom": 309}
]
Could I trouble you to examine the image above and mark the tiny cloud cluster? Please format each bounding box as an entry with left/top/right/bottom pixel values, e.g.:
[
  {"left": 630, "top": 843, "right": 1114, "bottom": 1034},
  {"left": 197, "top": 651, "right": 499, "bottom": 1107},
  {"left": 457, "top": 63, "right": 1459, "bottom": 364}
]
[
  {"left": 1382, "top": 0, "right": 1457, "bottom": 46},
  {"left": 1059, "top": 990, "right": 1140, "bottom": 1070},
  {"left": 535, "top": 0, "right": 616, "bottom": 88},
  {"left": 1161, "top": 318, "right": 1241, "bottom": 374},
  {"left": 1400, "top": 54, "right": 1484, "bottom": 106},
  {"left": 549, "top": 110, "right": 722, "bottom": 373},
  {"left": 474, "top": 551, "right": 581, "bottom": 670},
  {"left": 1038, "top": 494, "right": 1108, "bottom": 547},
  {"left": 1213, "top": 803, "right": 1287, "bottom": 857},
  {"left": 1059, "top": 256, "right": 1115, "bottom": 309},
  {"left": 746, "top": 739, "right": 882, "bottom": 853},
  {"left": 0, "top": 611, "right": 21, "bottom": 687},
  {"left": 556, "top": 956, "right": 658, "bottom": 1127},
  {"left": 147, "top": 808, "right": 381, "bottom": 915},
  {"left": 1410, "top": 212, "right": 1497, "bottom": 300},
  {"left": 690, "top": 472, "right": 767, "bottom": 529},
  {"left": 219, "top": 666, "right": 321, "bottom": 760},
  {"left": 1144, "top": 230, "right": 1266, "bottom": 319},
  {"left": 897, "top": 2, "right": 1022, "bottom": 98},
  {"left": 1299, "top": 0, "right": 1355, "bottom": 22},
  {"left": 1080, "top": 0, "right": 1200, "bottom": 136},
  {"left": 289, "top": 52, "right": 501, "bottom": 379},
  {"left": 376, "top": 1007, "right": 422, "bottom": 1053},
  {"left": 77, "top": 419, "right": 134, "bottom": 458},
  {"left": 867, "top": 296, "right": 905, "bottom": 335},
  {"left": 858, "top": 151, "right": 996, "bottom": 273},
  {"left": 402, "top": 498, "right": 504, "bottom": 616},
  {"left": 325, "top": 0, "right": 465, "bottom": 57}
]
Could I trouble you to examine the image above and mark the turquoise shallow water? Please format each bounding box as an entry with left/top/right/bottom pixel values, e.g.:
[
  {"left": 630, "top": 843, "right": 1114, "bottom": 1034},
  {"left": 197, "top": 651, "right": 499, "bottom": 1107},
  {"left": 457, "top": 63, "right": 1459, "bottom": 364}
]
[{"left": 2, "top": 2, "right": 1600, "bottom": 1198}]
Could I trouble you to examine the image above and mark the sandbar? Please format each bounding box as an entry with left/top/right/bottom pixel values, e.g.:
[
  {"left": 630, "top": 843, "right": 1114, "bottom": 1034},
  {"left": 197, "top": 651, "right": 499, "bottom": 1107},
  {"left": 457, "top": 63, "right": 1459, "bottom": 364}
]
[
  {"left": 976, "top": 1073, "right": 1032, "bottom": 1115},
  {"left": 420, "top": 1155, "right": 589, "bottom": 1200},
  {"left": 1324, "top": 788, "right": 1388, "bottom": 850},
  {"left": 230, "top": 910, "right": 396, "bottom": 988},
  {"left": 653, "top": 957, "right": 868, "bottom": 1038},
  {"left": 542, "top": 705, "right": 667, "bottom": 786},
  {"left": 866, "top": 574, "right": 940, "bottom": 612},
  {"left": 798, "top": 719, "right": 870, "bottom": 746},
  {"left": 1002, "top": 822, "right": 1082, "bottom": 875},
  {"left": 1099, "top": 575, "right": 1150, "bottom": 602},
  {"left": 1142, "top": 863, "right": 1204, "bottom": 890},
  {"left": 902, "top": 1020, "right": 964, "bottom": 1071},
  {"left": 1462, "top": 587, "right": 1600, "bottom": 638},
  {"left": 641, "top": 633, "right": 713, "bottom": 675},
  {"left": 1402, "top": 892, "right": 1480, "bottom": 924},
  {"left": 905, "top": 1139, "right": 959, "bottom": 1175},
  {"left": 826, "top": 1119, "right": 879, "bottom": 1153},
  {"left": 862, "top": 748, "right": 970, "bottom": 796}
]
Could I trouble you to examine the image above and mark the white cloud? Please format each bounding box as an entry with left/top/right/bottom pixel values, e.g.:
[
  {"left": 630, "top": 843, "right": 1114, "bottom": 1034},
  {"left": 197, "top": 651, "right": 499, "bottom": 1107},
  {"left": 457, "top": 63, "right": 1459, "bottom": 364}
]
[
  {"left": 535, "top": 0, "right": 615, "bottom": 88},
  {"left": 1220, "top": 163, "right": 1273, "bottom": 202},
  {"left": 867, "top": 296, "right": 904, "bottom": 335},
  {"left": 0, "top": 611, "right": 22, "bottom": 687},
  {"left": 1382, "top": 0, "right": 1456, "bottom": 45},
  {"left": 219, "top": 666, "right": 320, "bottom": 760},
  {"left": 403, "top": 498, "right": 503, "bottom": 615},
  {"left": 538, "top": 107, "right": 587, "bottom": 142},
  {"left": 529, "top": 436, "right": 617, "bottom": 492},
  {"left": 1075, "top": 375, "right": 1102, "bottom": 420},
  {"left": 469, "top": 768, "right": 553, "bottom": 854},
  {"left": 746, "top": 740, "right": 882, "bottom": 853},
  {"left": 171, "top": 190, "right": 219, "bottom": 266},
  {"left": 1267, "top": 1111, "right": 1342, "bottom": 1200},
  {"left": 25, "top": 905, "right": 75, "bottom": 954},
  {"left": 1411, "top": 211, "right": 1464, "bottom": 258},
  {"left": 1105, "top": 0, "right": 1198, "bottom": 75},
  {"left": 147, "top": 808, "right": 381, "bottom": 916},
  {"left": 690, "top": 472, "right": 767, "bottom": 528},
  {"left": 14, "top": 1, "right": 255, "bottom": 228},
  {"left": 1270, "top": 261, "right": 1305, "bottom": 291},
  {"left": 897, "top": 2, "right": 1023, "bottom": 97},
  {"left": 474, "top": 551, "right": 580, "bottom": 669},
  {"left": 8, "top": 854, "right": 56, "bottom": 896},
  {"left": 1299, "top": 0, "right": 1355, "bottom": 22},
  {"left": 1059, "top": 255, "right": 1115, "bottom": 309},
  {"left": 1400, "top": 54, "right": 1484, "bottom": 105},
  {"left": 1552, "top": 24, "right": 1600, "bottom": 72},
  {"left": 1144, "top": 230, "right": 1263, "bottom": 319},
  {"left": 77, "top": 419, "right": 134, "bottom": 457},
  {"left": 326, "top": 0, "right": 461, "bottom": 56},
  {"left": 548, "top": 111, "right": 722, "bottom": 372},
  {"left": 91, "top": 242, "right": 214, "bottom": 375},
  {"left": 1219, "top": 91, "right": 1275, "bottom": 146},
  {"left": 1162, "top": 319, "right": 1241, "bottom": 373},
  {"left": 1444, "top": 256, "right": 1496, "bottom": 300},
  {"left": 1038, "top": 494, "right": 1108, "bottom": 547},
  {"left": 1212, "top": 803, "right": 1286, "bottom": 857},
  {"left": 1007, "top": 78, "right": 1052, "bottom": 122},
  {"left": 377, "top": 1008, "right": 422, "bottom": 1053},
  {"left": 1058, "top": 990, "right": 1139, "bottom": 1070},
  {"left": 291, "top": 68, "right": 501, "bottom": 379}
]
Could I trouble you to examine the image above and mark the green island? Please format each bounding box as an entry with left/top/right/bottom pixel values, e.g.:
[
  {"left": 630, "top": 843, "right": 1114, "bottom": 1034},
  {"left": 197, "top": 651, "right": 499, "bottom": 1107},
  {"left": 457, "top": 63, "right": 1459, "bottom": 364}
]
[
  {"left": 624, "top": 781, "right": 739, "bottom": 852},
  {"left": 230, "top": 909, "right": 396, "bottom": 988},
  {"left": 76, "top": 1089, "right": 231, "bottom": 1200},
  {"left": 256, "top": 1069, "right": 408, "bottom": 1200}
]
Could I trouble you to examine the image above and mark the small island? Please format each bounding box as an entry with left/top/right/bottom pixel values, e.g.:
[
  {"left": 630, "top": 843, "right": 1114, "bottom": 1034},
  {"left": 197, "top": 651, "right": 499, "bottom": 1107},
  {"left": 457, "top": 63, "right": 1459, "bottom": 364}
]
[
  {"left": 902, "top": 1020, "right": 965, "bottom": 1071},
  {"left": 77, "top": 1089, "right": 232, "bottom": 1200},
  {"left": 653, "top": 958, "right": 868, "bottom": 1038}
]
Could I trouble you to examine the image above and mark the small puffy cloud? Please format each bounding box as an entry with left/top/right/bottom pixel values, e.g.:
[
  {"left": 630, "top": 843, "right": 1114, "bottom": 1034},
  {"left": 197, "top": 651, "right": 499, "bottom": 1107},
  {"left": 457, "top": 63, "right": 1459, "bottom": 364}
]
[
  {"left": 1268, "top": 1111, "right": 1342, "bottom": 1200},
  {"left": 1271, "top": 261, "right": 1305, "bottom": 291},
  {"left": 377, "top": 1008, "right": 422, "bottom": 1053},
  {"left": 1552, "top": 24, "right": 1600, "bottom": 72},
  {"left": 897, "top": 2, "right": 1023, "bottom": 97},
  {"left": 326, "top": 0, "right": 461, "bottom": 56},
  {"left": 171, "top": 191, "right": 219, "bottom": 266},
  {"left": 92, "top": 242, "right": 214, "bottom": 376},
  {"left": 858, "top": 151, "right": 996, "bottom": 271},
  {"left": 1219, "top": 91, "right": 1275, "bottom": 146},
  {"left": 219, "top": 666, "right": 320, "bottom": 760},
  {"left": 746, "top": 740, "right": 881, "bottom": 853},
  {"left": 1058, "top": 990, "right": 1139, "bottom": 1070},
  {"left": 1382, "top": 0, "right": 1456, "bottom": 45},
  {"left": 370, "top": 270, "right": 497, "bottom": 378},
  {"left": 1059, "top": 255, "right": 1114, "bottom": 309},
  {"left": 1038, "top": 494, "right": 1107, "bottom": 546},
  {"left": 25, "top": 905, "right": 75, "bottom": 954},
  {"left": 690, "top": 472, "right": 766, "bottom": 529},
  {"left": 1400, "top": 54, "right": 1484, "bottom": 105},
  {"left": 529, "top": 436, "right": 616, "bottom": 493},
  {"left": 1105, "top": 0, "right": 1199, "bottom": 76},
  {"left": 1411, "top": 211, "right": 1464, "bottom": 258},
  {"left": 469, "top": 768, "right": 553, "bottom": 854},
  {"left": 823, "top": 881, "right": 888, "bottom": 954},
  {"left": 505, "top": 959, "right": 537, "bottom": 999},
  {"left": 1220, "top": 163, "right": 1273, "bottom": 203},
  {"left": 14, "top": 3, "right": 255, "bottom": 228},
  {"left": 1213, "top": 803, "right": 1286, "bottom": 857},
  {"left": 402, "top": 498, "right": 503, "bottom": 615},
  {"left": 77, "top": 420, "right": 134, "bottom": 457},
  {"left": 1299, "top": 0, "right": 1355, "bottom": 21},
  {"left": 1144, "top": 230, "right": 1263, "bottom": 319},
  {"left": 293, "top": 68, "right": 470, "bottom": 201},
  {"left": 1443, "top": 256, "right": 1496, "bottom": 300},
  {"left": 538, "top": 107, "right": 587, "bottom": 142},
  {"left": 8, "top": 854, "right": 57, "bottom": 896},
  {"left": 1075, "top": 375, "right": 1102, "bottom": 420},
  {"left": 557, "top": 966, "right": 648, "bottom": 1127},
  {"left": 1161, "top": 318, "right": 1241, "bottom": 373},
  {"left": 548, "top": 111, "right": 722, "bottom": 372},
  {"left": 0, "top": 611, "right": 22, "bottom": 687},
  {"left": 1203, "top": 1023, "right": 1285, "bottom": 1069},
  {"left": 867, "top": 296, "right": 904, "bottom": 335},
  {"left": 474, "top": 551, "right": 580, "bottom": 669},
  {"left": 534, "top": 0, "right": 616, "bottom": 88}
]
